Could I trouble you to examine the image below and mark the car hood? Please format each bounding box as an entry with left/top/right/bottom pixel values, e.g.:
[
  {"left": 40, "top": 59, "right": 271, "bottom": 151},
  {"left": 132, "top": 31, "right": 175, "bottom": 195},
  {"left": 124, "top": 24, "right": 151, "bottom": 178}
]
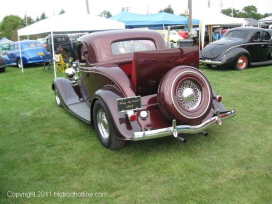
[{"left": 200, "top": 38, "right": 244, "bottom": 59}]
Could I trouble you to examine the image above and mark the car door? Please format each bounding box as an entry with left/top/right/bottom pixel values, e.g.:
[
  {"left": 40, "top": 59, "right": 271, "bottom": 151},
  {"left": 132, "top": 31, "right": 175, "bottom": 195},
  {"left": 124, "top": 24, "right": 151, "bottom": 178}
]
[
  {"left": 246, "top": 31, "right": 261, "bottom": 62},
  {"left": 259, "top": 31, "right": 271, "bottom": 61}
]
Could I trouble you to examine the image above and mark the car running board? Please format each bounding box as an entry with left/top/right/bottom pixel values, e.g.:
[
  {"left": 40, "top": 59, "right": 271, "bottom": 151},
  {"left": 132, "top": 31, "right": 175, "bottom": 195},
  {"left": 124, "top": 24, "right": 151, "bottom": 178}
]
[
  {"left": 68, "top": 102, "right": 91, "bottom": 123},
  {"left": 251, "top": 60, "right": 272, "bottom": 67}
]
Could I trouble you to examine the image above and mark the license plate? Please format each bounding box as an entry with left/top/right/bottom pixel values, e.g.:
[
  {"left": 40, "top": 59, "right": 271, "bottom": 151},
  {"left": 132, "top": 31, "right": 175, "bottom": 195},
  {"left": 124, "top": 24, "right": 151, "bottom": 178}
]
[
  {"left": 117, "top": 96, "right": 141, "bottom": 112},
  {"left": 37, "top": 52, "right": 44, "bottom": 56}
]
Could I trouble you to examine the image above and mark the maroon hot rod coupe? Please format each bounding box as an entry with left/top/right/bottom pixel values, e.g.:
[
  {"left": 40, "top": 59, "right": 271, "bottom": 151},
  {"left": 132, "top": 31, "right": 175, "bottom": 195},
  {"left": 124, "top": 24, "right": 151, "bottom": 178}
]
[{"left": 52, "top": 29, "right": 236, "bottom": 150}]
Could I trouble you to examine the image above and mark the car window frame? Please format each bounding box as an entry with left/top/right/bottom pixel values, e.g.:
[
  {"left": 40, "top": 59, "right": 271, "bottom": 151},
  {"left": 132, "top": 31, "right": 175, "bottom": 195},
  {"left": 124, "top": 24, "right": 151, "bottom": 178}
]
[
  {"left": 111, "top": 39, "right": 157, "bottom": 55},
  {"left": 260, "top": 31, "right": 271, "bottom": 42},
  {"left": 252, "top": 32, "right": 261, "bottom": 42}
]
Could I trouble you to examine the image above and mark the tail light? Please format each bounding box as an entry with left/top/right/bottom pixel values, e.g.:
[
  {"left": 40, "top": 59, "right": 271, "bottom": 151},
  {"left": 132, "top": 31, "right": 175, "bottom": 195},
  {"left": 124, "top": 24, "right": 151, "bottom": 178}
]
[{"left": 216, "top": 95, "right": 222, "bottom": 102}]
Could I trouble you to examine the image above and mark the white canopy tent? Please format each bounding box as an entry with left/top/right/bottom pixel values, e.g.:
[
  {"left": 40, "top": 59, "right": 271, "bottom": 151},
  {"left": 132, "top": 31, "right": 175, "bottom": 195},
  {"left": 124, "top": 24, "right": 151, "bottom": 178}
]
[
  {"left": 258, "top": 16, "right": 272, "bottom": 28},
  {"left": 193, "top": 9, "right": 243, "bottom": 49},
  {"left": 17, "top": 13, "right": 125, "bottom": 77}
]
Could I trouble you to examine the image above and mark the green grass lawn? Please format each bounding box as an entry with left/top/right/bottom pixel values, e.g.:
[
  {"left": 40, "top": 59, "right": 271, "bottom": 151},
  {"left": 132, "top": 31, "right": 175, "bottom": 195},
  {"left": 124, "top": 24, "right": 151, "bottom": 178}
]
[{"left": 0, "top": 65, "right": 271, "bottom": 204}]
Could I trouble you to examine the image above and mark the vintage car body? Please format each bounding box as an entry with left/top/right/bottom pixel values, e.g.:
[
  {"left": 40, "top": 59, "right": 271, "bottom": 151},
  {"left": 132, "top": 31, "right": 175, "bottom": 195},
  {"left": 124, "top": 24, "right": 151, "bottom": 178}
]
[
  {"left": 4, "top": 40, "right": 50, "bottom": 68},
  {"left": 0, "top": 55, "right": 7, "bottom": 72},
  {"left": 200, "top": 27, "right": 272, "bottom": 70},
  {"left": 52, "top": 29, "right": 236, "bottom": 150}
]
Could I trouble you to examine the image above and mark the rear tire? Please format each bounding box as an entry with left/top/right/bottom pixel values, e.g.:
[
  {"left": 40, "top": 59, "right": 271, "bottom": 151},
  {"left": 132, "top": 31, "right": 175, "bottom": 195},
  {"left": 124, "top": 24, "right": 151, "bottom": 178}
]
[
  {"left": 93, "top": 100, "right": 126, "bottom": 150},
  {"left": 235, "top": 55, "right": 248, "bottom": 70}
]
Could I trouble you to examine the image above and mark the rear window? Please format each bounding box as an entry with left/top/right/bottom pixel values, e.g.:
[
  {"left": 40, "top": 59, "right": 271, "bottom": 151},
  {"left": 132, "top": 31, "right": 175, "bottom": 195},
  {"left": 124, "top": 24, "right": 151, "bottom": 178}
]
[
  {"left": 26, "top": 42, "right": 43, "bottom": 48},
  {"left": 56, "top": 37, "right": 69, "bottom": 42},
  {"left": 111, "top": 40, "right": 156, "bottom": 55}
]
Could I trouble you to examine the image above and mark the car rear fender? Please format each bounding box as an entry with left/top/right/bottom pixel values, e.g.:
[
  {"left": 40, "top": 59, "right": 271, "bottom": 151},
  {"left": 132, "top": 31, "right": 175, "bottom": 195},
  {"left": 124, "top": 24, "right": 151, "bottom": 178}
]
[
  {"left": 91, "top": 87, "right": 141, "bottom": 140},
  {"left": 223, "top": 48, "right": 250, "bottom": 65}
]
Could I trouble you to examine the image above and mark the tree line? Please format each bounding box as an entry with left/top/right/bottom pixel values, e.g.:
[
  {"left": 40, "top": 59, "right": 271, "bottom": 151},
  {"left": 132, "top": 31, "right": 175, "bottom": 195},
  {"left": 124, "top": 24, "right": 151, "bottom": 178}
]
[
  {"left": 0, "top": 9, "right": 65, "bottom": 41},
  {"left": 221, "top": 5, "right": 272, "bottom": 20},
  {"left": 0, "top": 5, "right": 271, "bottom": 41}
]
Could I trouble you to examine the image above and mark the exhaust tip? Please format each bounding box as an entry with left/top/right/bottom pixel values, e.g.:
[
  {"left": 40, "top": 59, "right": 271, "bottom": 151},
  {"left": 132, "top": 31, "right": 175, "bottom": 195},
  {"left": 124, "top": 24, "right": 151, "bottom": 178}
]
[
  {"left": 176, "top": 136, "right": 187, "bottom": 143},
  {"left": 198, "top": 131, "right": 208, "bottom": 136}
]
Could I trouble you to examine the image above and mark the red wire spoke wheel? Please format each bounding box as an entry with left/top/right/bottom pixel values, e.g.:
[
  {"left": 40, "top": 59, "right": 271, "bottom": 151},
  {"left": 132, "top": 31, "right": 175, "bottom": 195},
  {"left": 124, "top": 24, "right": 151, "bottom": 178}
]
[{"left": 157, "top": 66, "right": 213, "bottom": 125}]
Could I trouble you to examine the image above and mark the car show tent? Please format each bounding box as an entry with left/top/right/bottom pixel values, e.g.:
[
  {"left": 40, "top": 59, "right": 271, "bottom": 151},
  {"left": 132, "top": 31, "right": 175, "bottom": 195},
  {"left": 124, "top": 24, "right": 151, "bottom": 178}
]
[
  {"left": 17, "top": 13, "right": 125, "bottom": 76},
  {"left": 110, "top": 11, "right": 199, "bottom": 29},
  {"left": 0, "top": 37, "right": 13, "bottom": 44},
  {"left": 193, "top": 9, "right": 243, "bottom": 48},
  {"left": 258, "top": 15, "right": 272, "bottom": 28}
]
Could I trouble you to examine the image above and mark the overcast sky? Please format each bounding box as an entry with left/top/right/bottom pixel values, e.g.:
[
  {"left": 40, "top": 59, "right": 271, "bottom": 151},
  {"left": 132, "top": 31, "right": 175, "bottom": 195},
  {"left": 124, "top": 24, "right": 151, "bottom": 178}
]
[{"left": 0, "top": 0, "right": 271, "bottom": 21}]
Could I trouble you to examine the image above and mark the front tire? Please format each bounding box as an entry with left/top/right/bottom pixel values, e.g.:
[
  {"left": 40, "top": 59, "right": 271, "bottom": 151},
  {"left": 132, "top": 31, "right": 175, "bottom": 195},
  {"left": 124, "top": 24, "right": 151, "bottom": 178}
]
[
  {"left": 235, "top": 55, "right": 248, "bottom": 70},
  {"left": 17, "top": 59, "right": 23, "bottom": 68},
  {"left": 93, "top": 100, "right": 126, "bottom": 150}
]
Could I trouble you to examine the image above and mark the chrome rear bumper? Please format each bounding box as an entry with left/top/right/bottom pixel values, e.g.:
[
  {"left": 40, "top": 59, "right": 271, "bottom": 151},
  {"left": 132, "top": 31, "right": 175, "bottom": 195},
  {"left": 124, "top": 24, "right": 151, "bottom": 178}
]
[
  {"left": 133, "top": 109, "right": 236, "bottom": 141},
  {"left": 199, "top": 60, "right": 222, "bottom": 65}
]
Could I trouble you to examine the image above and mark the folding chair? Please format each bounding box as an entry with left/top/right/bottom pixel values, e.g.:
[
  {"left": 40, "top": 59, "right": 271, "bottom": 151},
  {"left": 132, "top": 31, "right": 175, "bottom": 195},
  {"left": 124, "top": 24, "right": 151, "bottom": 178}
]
[
  {"left": 54, "top": 54, "right": 67, "bottom": 73},
  {"left": 42, "top": 55, "right": 53, "bottom": 71}
]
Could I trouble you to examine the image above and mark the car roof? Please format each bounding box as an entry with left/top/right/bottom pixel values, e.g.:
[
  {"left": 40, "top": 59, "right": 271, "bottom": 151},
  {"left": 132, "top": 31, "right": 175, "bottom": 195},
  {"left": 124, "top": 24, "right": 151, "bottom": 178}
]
[
  {"left": 78, "top": 29, "right": 167, "bottom": 63},
  {"left": 224, "top": 27, "right": 267, "bottom": 34},
  {"left": 11, "top": 40, "right": 41, "bottom": 45},
  {"left": 223, "top": 27, "right": 272, "bottom": 41}
]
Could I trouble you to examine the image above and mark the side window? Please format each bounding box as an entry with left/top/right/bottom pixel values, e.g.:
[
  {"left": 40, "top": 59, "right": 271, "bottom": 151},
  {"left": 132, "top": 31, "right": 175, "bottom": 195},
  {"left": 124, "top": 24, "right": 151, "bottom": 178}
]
[
  {"left": 253, "top": 32, "right": 261, "bottom": 41},
  {"left": 13, "top": 44, "right": 19, "bottom": 50},
  {"left": 77, "top": 44, "right": 85, "bottom": 63},
  {"left": 261, "top": 32, "right": 270, "bottom": 41},
  {"left": 9, "top": 45, "right": 14, "bottom": 51},
  {"left": 77, "top": 43, "right": 90, "bottom": 63}
]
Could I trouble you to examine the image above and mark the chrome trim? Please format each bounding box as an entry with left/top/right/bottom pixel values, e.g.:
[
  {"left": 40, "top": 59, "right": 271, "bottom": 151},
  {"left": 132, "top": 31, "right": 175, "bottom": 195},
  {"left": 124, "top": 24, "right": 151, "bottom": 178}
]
[
  {"left": 133, "top": 109, "right": 236, "bottom": 141},
  {"left": 199, "top": 60, "right": 223, "bottom": 65},
  {"left": 178, "top": 80, "right": 201, "bottom": 110}
]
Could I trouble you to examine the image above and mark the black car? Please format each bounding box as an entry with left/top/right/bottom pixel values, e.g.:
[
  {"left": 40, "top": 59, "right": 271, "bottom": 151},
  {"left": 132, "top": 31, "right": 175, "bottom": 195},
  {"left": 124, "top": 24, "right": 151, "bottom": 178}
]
[
  {"left": 45, "top": 34, "right": 76, "bottom": 60},
  {"left": 0, "top": 55, "right": 7, "bottom": 72},
  {"left": 200, "top": 27, "right": 272, "bottom": 70}
]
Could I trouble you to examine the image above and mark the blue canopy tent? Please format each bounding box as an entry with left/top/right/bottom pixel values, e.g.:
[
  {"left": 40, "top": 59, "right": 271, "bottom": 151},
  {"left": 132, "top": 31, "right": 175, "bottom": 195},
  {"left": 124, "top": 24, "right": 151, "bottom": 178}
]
[{"left": 110, "top": 11, "right": 199, "bottom": 29}]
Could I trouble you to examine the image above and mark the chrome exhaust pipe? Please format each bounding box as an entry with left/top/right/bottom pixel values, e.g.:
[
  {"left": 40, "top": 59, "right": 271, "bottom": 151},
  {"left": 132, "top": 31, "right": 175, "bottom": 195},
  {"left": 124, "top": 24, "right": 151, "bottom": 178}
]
[
  {"left": 175, "top": 136, "right": 187, "bottom": 143},
  {"left": 198, "top": 131, "right": 208, "bottom": 136}
]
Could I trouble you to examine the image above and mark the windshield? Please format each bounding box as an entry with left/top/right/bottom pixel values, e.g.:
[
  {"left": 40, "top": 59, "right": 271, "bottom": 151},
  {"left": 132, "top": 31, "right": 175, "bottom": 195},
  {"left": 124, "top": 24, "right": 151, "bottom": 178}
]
[
  {"left": 223, "top": 30, "right": 244, "bottom": 38},
  {"left": 111, "top": 39, "right": 156, "bottom": 55}
]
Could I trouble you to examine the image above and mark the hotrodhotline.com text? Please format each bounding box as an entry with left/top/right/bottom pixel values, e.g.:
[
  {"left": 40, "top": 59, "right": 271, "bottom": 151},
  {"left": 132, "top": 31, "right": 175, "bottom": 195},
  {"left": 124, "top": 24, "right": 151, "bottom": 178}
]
[{"left": 7, "top": 191, "right": 108, "bottom": 198}]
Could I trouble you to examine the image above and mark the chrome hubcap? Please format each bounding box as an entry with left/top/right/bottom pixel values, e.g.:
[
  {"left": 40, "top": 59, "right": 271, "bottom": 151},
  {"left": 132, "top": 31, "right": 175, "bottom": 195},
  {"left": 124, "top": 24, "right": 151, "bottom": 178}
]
[
  {"left": 238, "top": 59, "right": 244, "bottom": 66},
  {"left": 97, "top": 109, "right": 109, "bottom": 140},
  {"left": 178, "top": 80, "right": 201, "bottom": 110}
]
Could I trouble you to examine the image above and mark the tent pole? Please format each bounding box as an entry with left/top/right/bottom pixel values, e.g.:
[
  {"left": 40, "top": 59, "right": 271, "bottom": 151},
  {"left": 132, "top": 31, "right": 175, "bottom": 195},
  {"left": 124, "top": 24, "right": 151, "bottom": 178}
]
[
  {"left": 187, "top": 0, "right": 192, "bottom": 39},
  {"left": 51, "top": 31, "right": 57, "bottom": 79},
  {"left": 17, "top": 35, "right": 24, "bottom": 73}
]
